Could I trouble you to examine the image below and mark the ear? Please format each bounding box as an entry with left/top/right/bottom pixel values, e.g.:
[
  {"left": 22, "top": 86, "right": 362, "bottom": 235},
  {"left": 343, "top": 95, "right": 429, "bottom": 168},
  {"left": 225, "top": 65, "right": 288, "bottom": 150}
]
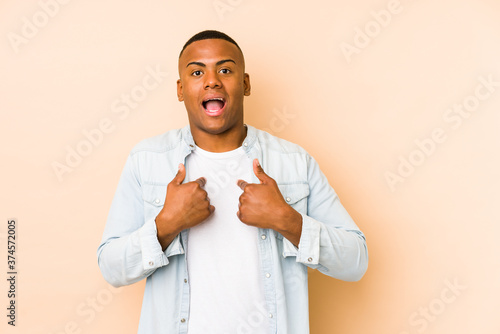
[
  {"left": 243, "top": 73, "right": 251, "bottom": 96},
  {"left": 177, "top": 79, "right": 184, "bottom": 101}
]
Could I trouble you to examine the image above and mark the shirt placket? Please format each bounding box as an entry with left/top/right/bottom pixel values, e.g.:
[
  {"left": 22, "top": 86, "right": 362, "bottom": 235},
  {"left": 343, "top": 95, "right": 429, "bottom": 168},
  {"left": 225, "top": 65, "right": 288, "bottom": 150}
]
[
  {"left": 245, "top": 139, "right": 278, "bottom": 333},
  {"left": 178, "top": 140, "right": 194, "bottom": 333}
]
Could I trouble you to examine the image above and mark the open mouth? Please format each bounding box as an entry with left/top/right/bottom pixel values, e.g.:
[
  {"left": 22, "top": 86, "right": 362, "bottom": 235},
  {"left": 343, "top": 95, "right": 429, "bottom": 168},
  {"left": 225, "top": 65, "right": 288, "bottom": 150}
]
[{"left": 202, "top": 97, "right": 226, "bottom": 116}]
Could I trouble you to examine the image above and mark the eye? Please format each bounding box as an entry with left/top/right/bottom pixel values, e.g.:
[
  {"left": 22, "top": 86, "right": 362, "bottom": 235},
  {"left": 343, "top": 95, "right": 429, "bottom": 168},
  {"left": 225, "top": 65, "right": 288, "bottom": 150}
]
[
  {"left": 219, "top": 68, "right": 231, "bottom": 74},
  {"left": 192, "top": 70, "right": 203, "bottom": 77}
]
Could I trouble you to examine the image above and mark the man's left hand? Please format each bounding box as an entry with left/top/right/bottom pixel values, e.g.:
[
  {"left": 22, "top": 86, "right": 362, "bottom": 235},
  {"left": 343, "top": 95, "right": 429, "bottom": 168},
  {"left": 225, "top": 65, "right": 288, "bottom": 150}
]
[{"left": 237, "top": 159, "right": 303, "bottom": 247}]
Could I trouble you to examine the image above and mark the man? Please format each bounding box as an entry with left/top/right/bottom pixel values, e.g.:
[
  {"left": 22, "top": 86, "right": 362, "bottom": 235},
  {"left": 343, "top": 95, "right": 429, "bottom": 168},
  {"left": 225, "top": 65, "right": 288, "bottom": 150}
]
[{"left": 97, "top": 30, "right": 368, "bottom": 334}]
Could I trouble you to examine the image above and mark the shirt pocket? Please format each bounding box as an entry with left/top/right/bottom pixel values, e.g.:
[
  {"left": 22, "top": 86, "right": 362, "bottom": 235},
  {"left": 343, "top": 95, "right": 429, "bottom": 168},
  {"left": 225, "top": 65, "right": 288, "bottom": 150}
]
[
  {"left": 142, "top": 183, "right": 167, "bottom": 222},
  {"left": 275, "top": 183, "right": 310, "bottom": 240}
]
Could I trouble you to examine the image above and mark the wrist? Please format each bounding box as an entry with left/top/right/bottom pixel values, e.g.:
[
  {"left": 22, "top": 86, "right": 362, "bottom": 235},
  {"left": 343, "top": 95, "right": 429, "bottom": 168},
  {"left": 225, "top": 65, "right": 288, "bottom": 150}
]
[
  {"left": 274, "top": 206, "right": 303, "bottom": 248},
  {"left": 155, "top": 214, "right": 181, "bottom": 250},
  {"left": 276, "top": 205, "right": 302, "bottom": 233}
]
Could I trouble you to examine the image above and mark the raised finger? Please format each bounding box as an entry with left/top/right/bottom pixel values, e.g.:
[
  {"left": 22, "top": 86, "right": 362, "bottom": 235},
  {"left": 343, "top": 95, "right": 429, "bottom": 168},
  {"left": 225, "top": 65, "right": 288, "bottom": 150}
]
[
  {"left": 194, "top": 177, "right": 206, "bottom": 187},
  {"left": 237, "top": 179, "right": 248, "bottom": 190}
]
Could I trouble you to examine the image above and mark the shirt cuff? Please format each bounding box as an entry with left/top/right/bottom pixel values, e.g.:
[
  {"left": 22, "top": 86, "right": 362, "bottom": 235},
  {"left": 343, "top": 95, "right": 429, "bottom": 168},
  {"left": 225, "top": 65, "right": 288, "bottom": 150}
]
[
  {"left": 282, "top": 213, "right": 320, "bottom": 265},
  {"left": 139, "top": 218, "right": 184, "bottom": 270}
]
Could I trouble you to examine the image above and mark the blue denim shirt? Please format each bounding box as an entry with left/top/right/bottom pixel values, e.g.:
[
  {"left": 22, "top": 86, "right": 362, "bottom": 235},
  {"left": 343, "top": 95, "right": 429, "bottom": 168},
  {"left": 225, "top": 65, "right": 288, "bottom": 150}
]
[{"left": 97, "top": 124, "right": 368, "bottom": 334}]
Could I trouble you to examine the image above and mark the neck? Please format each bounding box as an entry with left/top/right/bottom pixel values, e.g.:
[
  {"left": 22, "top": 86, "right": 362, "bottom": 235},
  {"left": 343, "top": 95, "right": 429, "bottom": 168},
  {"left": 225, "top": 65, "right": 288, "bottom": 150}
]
[{"left": 191, "top": 123, "right": 247, "bottom": 152}]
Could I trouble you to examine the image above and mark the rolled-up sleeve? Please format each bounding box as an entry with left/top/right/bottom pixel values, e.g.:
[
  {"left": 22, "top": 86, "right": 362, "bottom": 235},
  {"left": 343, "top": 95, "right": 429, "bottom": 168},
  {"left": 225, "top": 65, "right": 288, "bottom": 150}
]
[
  {"left": 282, "top": 155, "right": 368, "bottom": 282},
  {"left": 97, "top": 154, "right": 183, "bottom": 287}
]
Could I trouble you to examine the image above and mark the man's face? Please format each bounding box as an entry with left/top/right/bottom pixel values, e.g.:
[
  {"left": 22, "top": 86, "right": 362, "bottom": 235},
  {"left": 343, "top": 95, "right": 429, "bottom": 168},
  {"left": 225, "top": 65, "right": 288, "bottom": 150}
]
[{"left": 177, "top": 39, "right": 251, "bottom": 136}]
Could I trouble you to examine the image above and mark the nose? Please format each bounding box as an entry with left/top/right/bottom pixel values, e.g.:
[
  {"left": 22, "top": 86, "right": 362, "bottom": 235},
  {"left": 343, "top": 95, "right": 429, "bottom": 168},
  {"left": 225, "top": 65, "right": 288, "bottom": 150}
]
[{"left": 204, "top": 70, "right": 222, "bottom": 89}]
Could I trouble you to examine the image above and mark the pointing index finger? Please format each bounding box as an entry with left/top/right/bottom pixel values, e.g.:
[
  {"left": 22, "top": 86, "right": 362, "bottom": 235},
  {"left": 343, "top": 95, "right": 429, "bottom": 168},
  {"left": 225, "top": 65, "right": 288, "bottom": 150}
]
[
  {"left": 194, "top": 177, "right": 206, "bottom": 187},
  {"left": 237, "top": 179, "right": 248, "bottom": 190}
]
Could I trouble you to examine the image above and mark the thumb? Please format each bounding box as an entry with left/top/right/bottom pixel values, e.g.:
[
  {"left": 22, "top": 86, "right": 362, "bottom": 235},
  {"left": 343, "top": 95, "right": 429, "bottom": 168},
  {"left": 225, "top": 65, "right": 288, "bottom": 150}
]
[
  {"left": 172, "top": 163, "right": 186, "bottom": 185},
  {"left": 253, "top": 159, "right": 269, "bottom": 184}
]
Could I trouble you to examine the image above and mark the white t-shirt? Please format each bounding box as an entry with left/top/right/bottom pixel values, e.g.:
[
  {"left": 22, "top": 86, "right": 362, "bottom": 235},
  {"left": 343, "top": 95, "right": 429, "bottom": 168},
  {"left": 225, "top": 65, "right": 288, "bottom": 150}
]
[{"left": 185, "top": 145, "right": 269, "bottom": 334}]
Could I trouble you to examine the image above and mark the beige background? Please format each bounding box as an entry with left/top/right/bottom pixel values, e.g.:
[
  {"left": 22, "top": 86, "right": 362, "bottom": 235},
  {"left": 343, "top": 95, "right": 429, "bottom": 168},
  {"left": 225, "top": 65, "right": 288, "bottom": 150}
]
[{"left": 1, "top": 0, "right": 500, "bottom": 333}]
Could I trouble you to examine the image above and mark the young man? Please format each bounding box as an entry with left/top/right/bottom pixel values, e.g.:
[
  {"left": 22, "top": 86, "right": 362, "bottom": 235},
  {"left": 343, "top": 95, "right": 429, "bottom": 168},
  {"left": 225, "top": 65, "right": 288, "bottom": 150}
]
[{"left": 97, "top": 30, "right": 368, "bottom": 334}]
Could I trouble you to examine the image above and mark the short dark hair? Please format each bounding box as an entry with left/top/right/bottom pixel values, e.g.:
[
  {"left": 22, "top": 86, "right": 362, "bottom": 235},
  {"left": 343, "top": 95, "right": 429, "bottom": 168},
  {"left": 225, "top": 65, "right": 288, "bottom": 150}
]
[{"left": 179, "top": 30, "right": 242, "bottom": 58}]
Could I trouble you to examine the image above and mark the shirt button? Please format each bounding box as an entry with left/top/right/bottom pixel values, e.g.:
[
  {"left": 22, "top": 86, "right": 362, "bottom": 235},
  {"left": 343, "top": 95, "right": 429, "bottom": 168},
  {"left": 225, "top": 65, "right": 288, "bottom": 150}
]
[
  {"left": 149, "top": 261, "right": 154, "bottom": 266},
  {"left": 189, "top": 144, "right": 194, "bottom": 148},
  {"left": 154, "top": 199, "right": 160, "bottom": 204},
  {"left": 286, "top": 197, "right": 291, "bottom": 202},
  {"left": 180, "top": 318, "right": 186, "bottom": 323},
  {"left": 265, "top": 273, "right": 271, "bottom": 278},
  {"left": 184, "top": 278, "right": 188, "bottom": 283},
  {"left": 269, "top": 313, "right": 273, "bottom": 318},
  {"left": 261, "top": 234, "right": 266, "bottom": 240},
  {"left": 243, "top": 142, "right": 248, "bottom": 147},
  {"left": 308, "top": 257, "right": 313, "bottom": 262}
]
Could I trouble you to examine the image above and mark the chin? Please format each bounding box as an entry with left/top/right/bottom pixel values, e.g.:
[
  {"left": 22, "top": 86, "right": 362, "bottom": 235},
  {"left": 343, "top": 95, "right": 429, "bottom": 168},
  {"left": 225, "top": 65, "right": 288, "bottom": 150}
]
[
  {"left": 202, "top": 123, "right": 231, "bottom": 135},
  {"left": 198, "top": 118, "right": 240, "bottom": 136}
]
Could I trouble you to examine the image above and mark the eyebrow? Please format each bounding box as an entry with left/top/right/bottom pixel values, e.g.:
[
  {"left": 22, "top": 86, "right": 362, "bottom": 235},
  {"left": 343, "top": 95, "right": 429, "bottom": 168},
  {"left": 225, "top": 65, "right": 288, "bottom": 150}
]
[{"left": 186, "top": 59, "right": 236, "bottom": 68}]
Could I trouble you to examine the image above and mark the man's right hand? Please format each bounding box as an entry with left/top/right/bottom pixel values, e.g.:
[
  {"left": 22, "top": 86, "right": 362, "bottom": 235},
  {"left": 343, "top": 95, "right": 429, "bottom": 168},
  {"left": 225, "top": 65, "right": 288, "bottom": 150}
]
[{"left": 155, "top": 163, "right": 214, "bottom": 251}]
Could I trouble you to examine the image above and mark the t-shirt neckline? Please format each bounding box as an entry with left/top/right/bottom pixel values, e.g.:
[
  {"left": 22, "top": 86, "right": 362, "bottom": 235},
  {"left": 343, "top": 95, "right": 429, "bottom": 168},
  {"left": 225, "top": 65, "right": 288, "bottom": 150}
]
[{"left": 193, "top": 145, "right": 245, "bottom": 160}]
